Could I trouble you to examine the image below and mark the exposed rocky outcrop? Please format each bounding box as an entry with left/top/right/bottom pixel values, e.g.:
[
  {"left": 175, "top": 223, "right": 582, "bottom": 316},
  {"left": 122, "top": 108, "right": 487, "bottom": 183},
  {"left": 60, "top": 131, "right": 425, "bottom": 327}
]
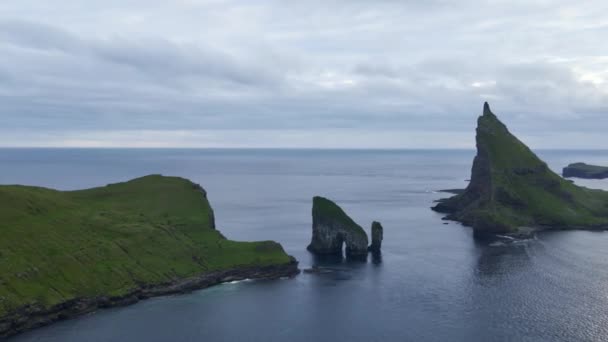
[
  {"left": 0, "top": 258, "right": 299, "bottom": 339},
  {"left": 307, "top": 197, "right": 369, "bottom": 257},
  {"left": 563, "top": 163, "right": 608, "bottom": 179},
  {"left": 193, "top": 182, "right": 216, "bottom": 229},
  {"left": 432, "top": 102, "right": 608, "bottom": 238},
  {"left": 368, "top": 221, "right": 383, "bottom": 253}
]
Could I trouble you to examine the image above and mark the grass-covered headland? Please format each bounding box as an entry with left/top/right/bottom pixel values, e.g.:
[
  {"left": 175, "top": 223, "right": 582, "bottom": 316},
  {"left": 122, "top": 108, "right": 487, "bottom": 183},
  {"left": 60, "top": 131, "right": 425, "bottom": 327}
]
[
  {"left": 0, "top": 175, "right": 298, "bottom": 337},
  {"left": 433, "top": 103, "right": 608, "bottom": 237}
]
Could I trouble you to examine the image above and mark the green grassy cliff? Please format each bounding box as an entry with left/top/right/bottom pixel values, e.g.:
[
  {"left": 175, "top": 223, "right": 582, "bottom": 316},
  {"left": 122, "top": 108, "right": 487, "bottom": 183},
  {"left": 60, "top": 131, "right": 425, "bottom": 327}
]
[
  {"left": 307, "top": 196, "right": 369, "bottom": 257},
  {"left": 433, "top": 103, "right": 608, "bottom": 236},
  {"left": 311, "top": 196, "right": 364, "bottom": 234},
  {"left": 0, "top": 175, "right": 294, "bottom": 322}
]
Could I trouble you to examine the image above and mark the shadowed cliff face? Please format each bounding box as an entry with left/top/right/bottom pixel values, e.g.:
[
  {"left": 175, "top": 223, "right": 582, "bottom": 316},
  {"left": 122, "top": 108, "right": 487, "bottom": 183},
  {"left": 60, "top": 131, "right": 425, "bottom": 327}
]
[
  {"left": 307, "top": 197, "right": 369, "bottom": 257},
  {"left": 433, "top": 103, "right": 608, "bottom": 236},
  {"left": 368, "top": 221, "right": 383, "bottom": 253}
]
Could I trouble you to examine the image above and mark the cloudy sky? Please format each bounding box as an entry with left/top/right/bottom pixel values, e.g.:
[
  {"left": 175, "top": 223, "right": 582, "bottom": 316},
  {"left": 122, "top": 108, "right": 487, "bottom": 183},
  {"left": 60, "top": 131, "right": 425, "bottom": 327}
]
[{"left": 1, "top": 0, "right": 607, "bottom": 148}]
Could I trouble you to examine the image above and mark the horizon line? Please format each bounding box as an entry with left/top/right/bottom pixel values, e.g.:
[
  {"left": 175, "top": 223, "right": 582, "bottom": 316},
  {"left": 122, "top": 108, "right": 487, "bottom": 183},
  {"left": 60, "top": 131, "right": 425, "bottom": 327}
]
[{"left": 1, "top": 146, "right": 608, "bottom": 151}]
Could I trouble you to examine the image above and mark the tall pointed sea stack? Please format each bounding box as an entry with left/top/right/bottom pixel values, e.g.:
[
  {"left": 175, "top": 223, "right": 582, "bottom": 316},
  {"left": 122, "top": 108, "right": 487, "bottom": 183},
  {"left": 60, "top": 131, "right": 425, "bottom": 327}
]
[
  {"left": 433, "top": 102, "right": 608, "bottom": 237},
  {"left": 307, "top": 197, "right": 369, "bottom": 257}
]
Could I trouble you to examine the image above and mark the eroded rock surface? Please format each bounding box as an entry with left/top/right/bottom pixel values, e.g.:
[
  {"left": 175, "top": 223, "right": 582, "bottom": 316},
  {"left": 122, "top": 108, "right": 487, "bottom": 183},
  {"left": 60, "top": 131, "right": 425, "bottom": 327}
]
[
  {"left": 368, "top": 221, "right": 383, "bottom": 253},
  {"left": 307, "top": 196, "right": 369, "bottom": 257}
]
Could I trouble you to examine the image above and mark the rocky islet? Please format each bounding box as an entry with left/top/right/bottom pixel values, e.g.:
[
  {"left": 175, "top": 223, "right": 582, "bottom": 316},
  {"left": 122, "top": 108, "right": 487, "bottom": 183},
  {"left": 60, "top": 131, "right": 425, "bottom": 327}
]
[{"left": 307, "top": 196, "right": 383, "bottom": 258}]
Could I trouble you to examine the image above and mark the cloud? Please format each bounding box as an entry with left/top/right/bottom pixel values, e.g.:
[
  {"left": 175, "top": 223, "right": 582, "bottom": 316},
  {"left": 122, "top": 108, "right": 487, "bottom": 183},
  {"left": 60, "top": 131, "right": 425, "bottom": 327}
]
[
  {"left": 0, "top": 1, "right": 607, "bottom": 148},
  {"left": 0, "top": 128, "right": 476, "bottom": 149}
]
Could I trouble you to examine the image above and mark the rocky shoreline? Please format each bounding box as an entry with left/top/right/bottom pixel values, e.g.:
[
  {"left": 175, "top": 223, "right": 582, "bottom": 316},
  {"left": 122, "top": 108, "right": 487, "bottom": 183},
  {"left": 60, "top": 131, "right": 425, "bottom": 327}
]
[{"left": 0, "top": 258, "right": 299, "bottom": 339}]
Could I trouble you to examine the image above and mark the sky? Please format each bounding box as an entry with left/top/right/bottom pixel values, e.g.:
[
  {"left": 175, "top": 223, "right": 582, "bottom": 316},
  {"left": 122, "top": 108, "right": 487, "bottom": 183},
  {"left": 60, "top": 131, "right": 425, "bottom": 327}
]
[{"left": 0, "top": 0, "right": 607, "bottom": 148}]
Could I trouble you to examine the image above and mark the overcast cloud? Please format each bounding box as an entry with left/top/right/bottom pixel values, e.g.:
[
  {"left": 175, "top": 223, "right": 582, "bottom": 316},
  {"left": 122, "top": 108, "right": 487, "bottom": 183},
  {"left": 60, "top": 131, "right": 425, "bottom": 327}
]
[{"left": 1, "top": 0, "right": 607, "bottom": 148}]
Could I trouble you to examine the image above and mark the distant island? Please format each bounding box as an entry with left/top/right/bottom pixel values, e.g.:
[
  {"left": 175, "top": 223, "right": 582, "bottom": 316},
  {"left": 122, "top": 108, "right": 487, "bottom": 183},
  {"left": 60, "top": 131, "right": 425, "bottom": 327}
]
[
  {"left": 307, "top": 196, "right": 382, "bottom": 258},
  {"left": 563, "top": 163, "right": 608, "bottom": 179},
  {"left": 0, "top": 175, "right": 298, "bottom": 338},
  {"left": 433, "top": 103, "right": 608, "bottom": 238}
]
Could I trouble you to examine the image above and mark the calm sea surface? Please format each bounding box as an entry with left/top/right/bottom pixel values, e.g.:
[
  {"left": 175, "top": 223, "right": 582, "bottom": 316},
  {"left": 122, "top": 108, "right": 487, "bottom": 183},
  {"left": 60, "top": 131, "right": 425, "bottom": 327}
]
[{"left": 3, "top": 148, "right": 608, "bottom": 342}]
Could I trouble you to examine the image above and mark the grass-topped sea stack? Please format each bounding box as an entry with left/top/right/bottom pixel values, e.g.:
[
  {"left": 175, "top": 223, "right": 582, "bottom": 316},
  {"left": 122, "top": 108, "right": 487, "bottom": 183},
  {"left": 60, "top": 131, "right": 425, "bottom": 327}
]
[
  {"left": 307, "top": 197, "right": 369, "bottom": 258},
  {"left": 0, "top": 175, "right": 298, "bottom": 338},
  {"left": 432, "top": 103, "right": 608, "bottom": 237}
]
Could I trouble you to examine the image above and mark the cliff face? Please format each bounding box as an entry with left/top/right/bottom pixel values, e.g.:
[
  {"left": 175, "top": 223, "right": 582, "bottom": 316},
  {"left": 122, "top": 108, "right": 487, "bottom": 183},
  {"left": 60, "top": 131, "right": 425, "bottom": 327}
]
[
  {"left": 433, "top": 103, "right": 608, "bottom": 237},
  {"left": 368, "top": 221, "right": 383, "bottom": 253},
  {"left": 307, "top": 197, "right": 369, "bottom": 257}
]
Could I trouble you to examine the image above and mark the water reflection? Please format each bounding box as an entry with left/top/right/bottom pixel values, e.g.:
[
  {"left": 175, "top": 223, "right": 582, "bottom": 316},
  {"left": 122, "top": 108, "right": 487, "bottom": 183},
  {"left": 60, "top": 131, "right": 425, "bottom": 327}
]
[
  {"left": 302, "top": 250, "right": 381, "bottom": 281},
  {"left": 473, "top": 238, "right": 532, "bottom": 279},
  {"left": 370, "top": 251, "right": 383, "bottom": 265},
  {"left": 310, "top": 252, "right": 345, "bottom": 265},
  {"left": 307, "top": 249, "right": 384, "bottom": 267}
]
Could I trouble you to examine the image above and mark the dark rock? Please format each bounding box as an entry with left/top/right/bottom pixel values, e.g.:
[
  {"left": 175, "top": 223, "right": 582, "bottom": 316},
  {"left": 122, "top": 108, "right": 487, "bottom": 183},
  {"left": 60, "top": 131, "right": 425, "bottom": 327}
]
[
  {"left": 303, "top": 266, "right": 341, "bottom": 274},
  {"left": 307, "top": 196, "right": 369, "bottom": 257},
  {"left": 368, "top": 221, "right": 383, "bottom": 252},
  {"left": 563, "top": 163, "right": 608, "bottom": 179}
]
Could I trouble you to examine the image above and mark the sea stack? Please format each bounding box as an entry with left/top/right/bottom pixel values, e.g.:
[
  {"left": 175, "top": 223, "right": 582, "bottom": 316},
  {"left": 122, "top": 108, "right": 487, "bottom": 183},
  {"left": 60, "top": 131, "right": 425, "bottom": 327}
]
[
  {"left": 307, "top": 196, "right": 369, "bottom": 257},
  {"left": 563, "top": 163, "right": 608, "bottom": 179},
  {"left": 432, "top": 102, "right": 608, "bottom": 237},
  {"left": 368, "top": 221, "right": 383, "bottom": 253}
]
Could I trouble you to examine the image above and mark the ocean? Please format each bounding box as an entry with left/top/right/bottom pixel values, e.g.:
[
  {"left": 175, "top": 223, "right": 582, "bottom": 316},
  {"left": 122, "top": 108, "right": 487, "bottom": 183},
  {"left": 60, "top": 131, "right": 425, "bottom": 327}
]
[{"left": 3, "top": 148, "right": 608, "bottom": 342}]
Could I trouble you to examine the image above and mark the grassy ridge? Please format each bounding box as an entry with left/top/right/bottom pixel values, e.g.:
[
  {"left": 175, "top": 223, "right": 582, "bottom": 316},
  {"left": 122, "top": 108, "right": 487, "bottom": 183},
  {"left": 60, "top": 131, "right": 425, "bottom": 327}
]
[
  {"left": 0, "top": 175, "right": 291, "bottom": 317},
  {"left": 312, "top": 196, "right": 365, "bottom": 234},
  {"left": 477, "top": 108, "right": 608, "bottom": 228},
  {"left": 434, "top": 103, "right": 608, "bottom": 234}
]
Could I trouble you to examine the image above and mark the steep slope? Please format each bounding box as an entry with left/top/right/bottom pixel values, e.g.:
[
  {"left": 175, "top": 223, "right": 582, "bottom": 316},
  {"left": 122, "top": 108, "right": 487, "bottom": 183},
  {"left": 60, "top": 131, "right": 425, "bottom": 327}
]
[
  {"left": 0, "top": 175, "right": 297, "bottom": 337},
  {"left": 307, "top": 196, "right": 369, "bottom": 257},
  {"left": 433, "top": 103, "right": 608, "bottom": 237},
  {"left": 368, "top": 221, "right": 383, "bottom": 253}
]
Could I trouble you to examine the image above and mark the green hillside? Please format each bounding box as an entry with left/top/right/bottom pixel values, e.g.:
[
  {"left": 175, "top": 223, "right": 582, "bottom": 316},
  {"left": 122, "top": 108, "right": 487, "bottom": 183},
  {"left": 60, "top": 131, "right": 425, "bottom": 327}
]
[
  {"left": 311, "top": 196, "right": 366, "bottom": 235},
  {"left": 433, "top": 103, "right": 608, "bottom": 236},
  {"left": 0, "top": 175, "right": 292, "bottom": 318}
]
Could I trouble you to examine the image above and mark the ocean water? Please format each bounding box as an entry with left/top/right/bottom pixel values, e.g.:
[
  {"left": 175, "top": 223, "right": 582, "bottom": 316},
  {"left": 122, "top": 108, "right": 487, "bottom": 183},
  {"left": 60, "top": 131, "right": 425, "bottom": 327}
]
[{"left": 3, "top": 148, "right": 608, "bottom": 342}]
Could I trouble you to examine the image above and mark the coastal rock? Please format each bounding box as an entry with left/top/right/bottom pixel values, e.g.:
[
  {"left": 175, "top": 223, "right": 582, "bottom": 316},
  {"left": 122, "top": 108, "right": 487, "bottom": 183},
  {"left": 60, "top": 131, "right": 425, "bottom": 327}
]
[
  {"left": 0, "top": 258, "right": 299, "bottom": 339},
  {"left": 563, "top": 163, "right": 608, "bottom": 179},
  {"left": 432, "top": 102, "right": 608, "bottom": 237},
  {"left": 368, "top": 221, "right": 383, "bottom": 253},
  {"left": 307, "top": 196, "right": 369, "bottom": 257}
]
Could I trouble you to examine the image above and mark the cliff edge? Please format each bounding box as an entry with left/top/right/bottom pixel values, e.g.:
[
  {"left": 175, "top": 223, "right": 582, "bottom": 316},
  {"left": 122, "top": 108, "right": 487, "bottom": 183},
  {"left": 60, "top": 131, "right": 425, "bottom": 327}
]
[{"left": 432, "top": 103, "right": 608, "bottom": 237}]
